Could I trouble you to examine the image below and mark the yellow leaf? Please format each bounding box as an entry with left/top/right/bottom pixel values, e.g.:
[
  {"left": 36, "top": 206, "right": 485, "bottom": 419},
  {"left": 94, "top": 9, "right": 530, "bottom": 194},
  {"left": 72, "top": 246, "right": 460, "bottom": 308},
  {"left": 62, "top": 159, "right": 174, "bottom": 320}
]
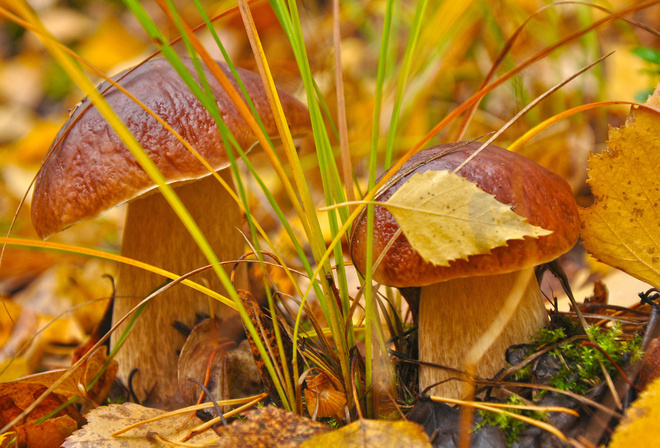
[
  {"left": 385, "top": 170, "right": 552, "bottom": 267},
  {"left": 610, "top": 375, "right": 660, "bottom": 447},
  {"left": 301, "top": 419, "right": 431, "bottom": 448},
  {"left": 0, "top": 358, "right": 31, "bottom": 382},
  {"left": 77, "top": 16, "right": 146, "bottom": 72},
  {"left": 580, "top": 91, "right": 660, "bottom": 288}
]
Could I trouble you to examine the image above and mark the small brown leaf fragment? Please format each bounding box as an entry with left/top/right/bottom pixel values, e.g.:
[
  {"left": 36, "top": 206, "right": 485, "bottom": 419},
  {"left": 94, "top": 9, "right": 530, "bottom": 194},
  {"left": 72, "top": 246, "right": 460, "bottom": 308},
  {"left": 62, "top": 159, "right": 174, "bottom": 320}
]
[
  {"left": 637, "top": 337, "right": 660, "bottom": 392},
  {"left": 582, "top": 281, "right": 608, "bottom": 308},
  {"left": 216, "top": 406, "right": 329, "bottom": 448},
  {"left": 300, "top": 418, "right": 432, "bottom": 448},
  {"left": 238, "top": 289, "right": 294, "bottom": 405},
  {"left": 577, "top": 281, "right": 609, "bottom": 323},
  {"left": 14, "top": 415, "right": 80, "bottom": 448}
]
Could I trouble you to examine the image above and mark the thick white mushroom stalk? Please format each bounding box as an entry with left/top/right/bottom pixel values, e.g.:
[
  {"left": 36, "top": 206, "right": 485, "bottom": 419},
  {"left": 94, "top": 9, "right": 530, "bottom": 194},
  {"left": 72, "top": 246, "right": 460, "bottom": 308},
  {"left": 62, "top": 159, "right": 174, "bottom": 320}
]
[{"left": 418, "top": 268, "right": 547, "bottom": 398}]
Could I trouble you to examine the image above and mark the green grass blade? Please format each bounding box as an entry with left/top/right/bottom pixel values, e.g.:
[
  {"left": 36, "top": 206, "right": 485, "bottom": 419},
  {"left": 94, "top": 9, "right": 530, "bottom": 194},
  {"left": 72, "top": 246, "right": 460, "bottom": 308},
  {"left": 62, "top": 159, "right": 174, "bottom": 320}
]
[{"left": 383, "top": 0, "right": 429, "bottom": 169}]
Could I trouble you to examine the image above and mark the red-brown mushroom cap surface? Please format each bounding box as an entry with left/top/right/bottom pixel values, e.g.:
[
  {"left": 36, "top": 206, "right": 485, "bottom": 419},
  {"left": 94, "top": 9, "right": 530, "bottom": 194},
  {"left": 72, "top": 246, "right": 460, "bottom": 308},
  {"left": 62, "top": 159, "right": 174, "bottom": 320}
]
[
  {"left": 31, "top": 58, "right": 310, "bottom": 239},
  {"left": 350, "top": 142, "right": 580, "bottom": 288}
]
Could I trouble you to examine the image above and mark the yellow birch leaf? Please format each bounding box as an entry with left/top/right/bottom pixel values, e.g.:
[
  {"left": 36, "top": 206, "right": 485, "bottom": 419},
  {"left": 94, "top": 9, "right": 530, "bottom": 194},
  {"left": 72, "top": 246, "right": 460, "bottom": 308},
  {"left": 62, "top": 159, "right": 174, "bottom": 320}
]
[
  {"left": 610, "top": 375, "right": 660, "bottom": 447},
  {"left": 385, "top": 170, "right": 552, "bottom": 267},
  {"left": 580, "top": 91, "right": 660, "bottom": 288}
]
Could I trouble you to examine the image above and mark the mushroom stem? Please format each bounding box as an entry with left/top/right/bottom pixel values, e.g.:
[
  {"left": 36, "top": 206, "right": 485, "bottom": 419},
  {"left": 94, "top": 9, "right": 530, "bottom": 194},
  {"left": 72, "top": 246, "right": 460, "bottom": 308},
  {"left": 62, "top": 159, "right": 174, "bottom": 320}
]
[
  {"left": 418, "top": 268, "right": 548, "bottom": 398},
  {"left": 112, "top": 170, "right": 246, "bottom": 406}
]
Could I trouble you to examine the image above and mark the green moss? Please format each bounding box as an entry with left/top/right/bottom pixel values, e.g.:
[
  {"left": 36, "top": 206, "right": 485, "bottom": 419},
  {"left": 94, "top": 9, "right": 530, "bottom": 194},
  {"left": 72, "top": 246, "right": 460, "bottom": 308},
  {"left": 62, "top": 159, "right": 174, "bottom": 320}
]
[
  {"left": 544, "top": 324, "right": 642, "bottom": 394},
  {"left": 484, "top": 323, "right": 643, "bottom": 445},
  {"left": 475, "top": 395, "right": 547, "bottom": 445},
  {"left": 511, "top": 323, "right": 642, "bottom": 394}
]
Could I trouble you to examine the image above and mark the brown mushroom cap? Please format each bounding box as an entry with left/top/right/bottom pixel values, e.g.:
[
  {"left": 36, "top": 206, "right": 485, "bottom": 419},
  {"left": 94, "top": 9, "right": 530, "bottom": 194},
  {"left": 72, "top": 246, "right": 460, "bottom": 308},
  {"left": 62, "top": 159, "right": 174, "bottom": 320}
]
[
  {"left": 350, "top": 142, "right": 580, "bottom": 287},
  {"left": 31, "top": 58, "right": 310, "bottom": 239}
]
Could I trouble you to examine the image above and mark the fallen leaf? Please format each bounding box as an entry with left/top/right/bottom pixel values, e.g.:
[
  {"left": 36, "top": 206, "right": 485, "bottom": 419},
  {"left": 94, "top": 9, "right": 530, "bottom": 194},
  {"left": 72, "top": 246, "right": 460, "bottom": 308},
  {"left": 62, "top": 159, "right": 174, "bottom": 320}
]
[
  {"left": 178, "top": 318, "right": 261, "bottom": 409},
  {"left": 0, "top": 302, "right": 39, "bottom": 382},
  {"left": 610, "top": 375, "right": 660, "bottom": 447},
  {"left": 217, "top": 406, "right": 329, "bottom": 448},
  {"left": 0, "top": 383, "right": 85, "bottom": 448},
  {"left": 580, "top": 87, "right": 660, "bottom": 288},
  {"left": 578, "top": 281, "right": 610, "bottom": 324},
  {"left": 12, "top": 261, "right": 114, "bottom": 335},
  {"left": 62, "top": 402, "right": 217, "bottom": 447},
  {"left": 301, "top": 418, "right": 431, "bottom": 448},
  {"left": 15, "top": 347, "right": 117, "bottom": 408},
  {"left": 385, "top": 170, "right": 551, "bottom": 267}
]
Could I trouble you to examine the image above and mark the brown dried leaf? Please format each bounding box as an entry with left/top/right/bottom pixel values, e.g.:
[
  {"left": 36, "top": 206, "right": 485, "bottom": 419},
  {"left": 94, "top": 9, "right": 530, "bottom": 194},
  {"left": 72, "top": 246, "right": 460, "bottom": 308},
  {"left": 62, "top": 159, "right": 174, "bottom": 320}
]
[
  {"left": 0, "top": 383, "right": 84, "bottom": 448},
  {"left": 216, "top": 406, "right": 329, "bottom": 448},
  {"left": 178, "top": 318, "right": 261, "bottom": 407},
  {"left": 16, "top": 347, "right": 117, "bottom": 406},
  {"left": 12, "top": 415, "right": 80, "bottom": 448}
]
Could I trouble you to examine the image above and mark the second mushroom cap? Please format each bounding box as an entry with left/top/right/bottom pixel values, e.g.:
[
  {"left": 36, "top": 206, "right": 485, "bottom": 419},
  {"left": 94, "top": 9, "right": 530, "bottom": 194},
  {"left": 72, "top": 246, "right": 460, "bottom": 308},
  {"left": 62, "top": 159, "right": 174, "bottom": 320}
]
[{"left": 350, "top": 141, "right": 581, "bottom": 287}]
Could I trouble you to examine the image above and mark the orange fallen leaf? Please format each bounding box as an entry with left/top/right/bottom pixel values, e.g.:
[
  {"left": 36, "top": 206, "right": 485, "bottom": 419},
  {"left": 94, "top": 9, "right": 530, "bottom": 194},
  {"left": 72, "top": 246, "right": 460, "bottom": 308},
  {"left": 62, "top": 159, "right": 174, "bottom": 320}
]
[
  {"left": 15, "top": 347, "right": 117, "bottom": 408},
  {"left": 0, "top": 383, "right": 84, "bottom": 448}
]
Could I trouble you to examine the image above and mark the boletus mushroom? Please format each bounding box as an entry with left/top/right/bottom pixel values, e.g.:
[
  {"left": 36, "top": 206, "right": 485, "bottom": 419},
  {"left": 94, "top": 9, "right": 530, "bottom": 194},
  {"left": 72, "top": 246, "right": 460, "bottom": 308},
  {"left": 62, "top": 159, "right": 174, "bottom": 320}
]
[
  {"left": 350, "top": 142, "right": 580, "bottom": 398},
  {"left": 31, "top": 58, "right": 310, "bottom": 406}
]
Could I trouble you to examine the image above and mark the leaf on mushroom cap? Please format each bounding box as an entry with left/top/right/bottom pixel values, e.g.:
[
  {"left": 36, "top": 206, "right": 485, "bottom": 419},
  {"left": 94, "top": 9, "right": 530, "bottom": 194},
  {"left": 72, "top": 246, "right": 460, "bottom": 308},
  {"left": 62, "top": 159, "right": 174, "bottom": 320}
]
[
  {"left": 350, "top": 142, "right": 580, "bottom": 288},
  {"left": 385, "top": 169, "right": 552, "bottom": 267},
  {"left": 31, "top": 58, "right": 311, "bottom": 240}
]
